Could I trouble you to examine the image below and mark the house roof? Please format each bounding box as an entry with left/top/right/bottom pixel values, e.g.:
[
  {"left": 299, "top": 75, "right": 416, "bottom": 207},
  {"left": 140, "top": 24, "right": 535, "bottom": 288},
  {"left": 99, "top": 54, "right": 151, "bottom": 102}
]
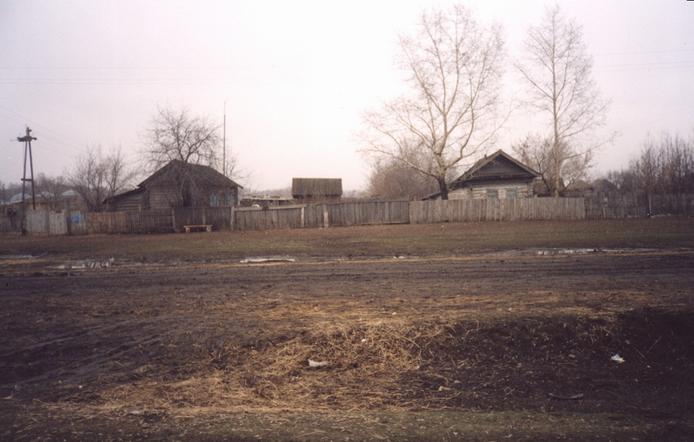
[
  {"left": 451, "top": 150, "right": 540, "bottom": 186},
  {"left": 103, "top": 187, "right": 145, "bottom": 204},
  {"left": 564, "top": 178, "right": 618, "bottom": 196},
  {"left": 292, "top": 178, "right": 342, "bottom": 197},
  {"left": 8, "top": 191, "right": 55, "bottom": 204},
  {"left": 422, "top": 150, "right": 540, "bottom": 200},
  {"left": 104, "top": 160, "right": 242, "bottom": 204},
  {"left": 139, "top": 160, "right": 243, "bottom": 189},
  {"left": 591, "top": 178, "right": 618, "bottom": 193}
]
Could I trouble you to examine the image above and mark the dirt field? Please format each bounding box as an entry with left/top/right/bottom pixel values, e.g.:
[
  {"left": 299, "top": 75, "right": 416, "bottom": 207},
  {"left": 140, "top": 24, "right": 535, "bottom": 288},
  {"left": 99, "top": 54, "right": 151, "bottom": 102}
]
[{"left": 1, "top": 219, "right": 694, "bottom": 441}]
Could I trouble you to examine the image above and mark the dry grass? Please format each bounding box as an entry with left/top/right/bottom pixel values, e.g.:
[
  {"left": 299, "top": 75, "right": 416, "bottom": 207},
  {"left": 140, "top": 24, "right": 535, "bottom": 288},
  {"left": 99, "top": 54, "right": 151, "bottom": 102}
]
[
  {"left": 2, "top": 218, "right": 694, "bottom": 262},
  {"left": 88, "top": 307, "right": 694, "bottom": 417}
]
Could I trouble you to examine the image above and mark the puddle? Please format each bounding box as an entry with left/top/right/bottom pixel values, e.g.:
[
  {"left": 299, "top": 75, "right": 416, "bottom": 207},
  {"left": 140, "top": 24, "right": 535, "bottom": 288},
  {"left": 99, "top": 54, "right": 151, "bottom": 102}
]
[
  {"left": 536, "top": 248, "right": 601, "bottom": 256},
  {"left": 534, "top": 248, "right": 657, "bottom": 256},
  {"left": 53, "top": 258, "right": 116, "bottom": 270},
  {"left": 240, "top": 256, "right": 296, "bottom": 264},
  {"left": 0, "top": 255, "right": 35, "bottom": 260}
]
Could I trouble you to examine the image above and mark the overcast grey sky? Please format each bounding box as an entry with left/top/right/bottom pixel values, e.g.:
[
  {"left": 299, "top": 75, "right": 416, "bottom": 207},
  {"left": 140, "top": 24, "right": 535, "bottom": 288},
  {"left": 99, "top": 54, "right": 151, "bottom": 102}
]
[{"left": 1, "top": 0, "right": 693, "bottom": 191}]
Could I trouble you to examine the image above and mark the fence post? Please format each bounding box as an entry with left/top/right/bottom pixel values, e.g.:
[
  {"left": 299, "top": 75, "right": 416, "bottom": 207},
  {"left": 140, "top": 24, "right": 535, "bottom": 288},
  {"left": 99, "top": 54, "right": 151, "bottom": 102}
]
[
  {"left": 65, "top": 209, "right": 71, "bottom": 236},
  {"left": 171, "top": 208, "right": 176, "bottom": 232},
  {"left": 300, "top": 206, "right": 305, "bottom": 228},
  {"left": 323, "top": 204, "right": 329, "bottom": 228},
  {"left": 44, "top": 209, "right": 50, "bottom": 235},
  {"left": 230, "top": 206, "right": 235, "bottom": 231}
]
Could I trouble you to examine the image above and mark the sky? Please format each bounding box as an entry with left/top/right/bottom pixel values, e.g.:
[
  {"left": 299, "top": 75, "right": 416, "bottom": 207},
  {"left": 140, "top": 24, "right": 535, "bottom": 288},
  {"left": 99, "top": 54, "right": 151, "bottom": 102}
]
[{"left": 1, "top": 0, "right": 693, "bottom": 192}]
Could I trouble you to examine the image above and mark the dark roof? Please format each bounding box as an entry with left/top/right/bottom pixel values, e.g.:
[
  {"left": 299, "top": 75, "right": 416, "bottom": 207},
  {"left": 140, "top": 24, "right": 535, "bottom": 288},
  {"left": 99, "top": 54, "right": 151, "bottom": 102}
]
[
  {"left": 103, "top": 187, "right": 144, "bottom": 205},
  {"left": 104, "top": 160, "right": 242, "bottom": 204},
  {"left": 567, "top": 179, "right": 592, "bottom": 191},
  {"left": 292, "top": 178, "right": 342, "bottom": 198},
  {"left": 564, "top": 178, "right": 619, "bottom": 197},
  {"left": 140, "top": 160, "right": 243, "bottom": 189},
  {"left": 591, "top": 178, "right": 618, "bottom": 193},
  {"left": 451, "top": 150, "right": 540, "bottom": 187},
  {"left": 422, "top": 150, "right": 540, "bottom": 200}
]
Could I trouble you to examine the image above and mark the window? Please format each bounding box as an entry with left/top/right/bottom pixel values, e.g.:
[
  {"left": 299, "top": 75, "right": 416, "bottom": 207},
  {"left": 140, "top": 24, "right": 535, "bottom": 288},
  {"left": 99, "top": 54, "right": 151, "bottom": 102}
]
[
  {"left": 209, "top": 192, "right": 220, "bottom": 207},
  {"left": 486, "top": 189, "right": 498, "bottom": 199},
  {"left": 505, "top": 188, "right": 518, "bottom": 199}
]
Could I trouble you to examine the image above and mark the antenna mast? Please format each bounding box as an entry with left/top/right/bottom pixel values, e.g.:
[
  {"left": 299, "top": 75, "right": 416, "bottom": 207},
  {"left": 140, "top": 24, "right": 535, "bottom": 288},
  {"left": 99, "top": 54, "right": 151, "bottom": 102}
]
[{"left": 223, "top": 100, "right": 226, "bottom": 177}]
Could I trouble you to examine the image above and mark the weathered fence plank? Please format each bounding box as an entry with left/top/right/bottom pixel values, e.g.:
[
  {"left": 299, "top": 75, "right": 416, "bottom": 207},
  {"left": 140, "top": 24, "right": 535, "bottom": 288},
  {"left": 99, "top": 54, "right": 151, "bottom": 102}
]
[
  {"left": 173, "top": 207, "right": 231, "bottom": 231},
  {"left": 230, "top": 201, "right": 410, "bottom": 231},
  {"left": 584, "top": 193, "right": 694, "bottom": 219},
  {"left": 23, "top": 193, "right": 694, "bottom": 236},
  {"left": 409, "top": 198, "right": 585, "bottom": 224}
]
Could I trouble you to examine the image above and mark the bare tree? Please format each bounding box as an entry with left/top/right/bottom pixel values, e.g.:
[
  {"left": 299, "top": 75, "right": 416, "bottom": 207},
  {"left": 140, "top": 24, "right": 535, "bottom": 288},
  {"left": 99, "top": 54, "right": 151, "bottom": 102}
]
[
  {"left": 69, "top": 147, "right": 134, "bottom": 212},
  {"left": 362, "top": 5, "right": 505, "bottom": 199},
  {"left": 513, "top": 133, "right": 592, "bottom": 195},
  {"left": 607, "top": 132, "right": 694, "bottom": 207},
  {"left": 606, "top": 168, "right": 638, "bottom": 194},
  {"left": 515, "top": 4, "right": 610, "bottom": 196},
  {"left": 367, "top": 157, "right": 439, "bottom": 200},
  {"left": 35, "top": 173, "right": 69, "bottom": 209},
  {"left": 220, "top": 147, "right": 247, "bottom": 185},
  {"left": 632, "top": 142, "right": 659, "bottom": 214},
  {"left": 142, "top": 107, "right": 238, "bottom": 206},
  {"left": 0, "top": 180, "right": 7, "bottom": 204},
  {"left": 143, "top": 107, "right": 220, "bottom": 170},
  {"left": 659, "top": 133, "right": 694, "bottom": 195}
]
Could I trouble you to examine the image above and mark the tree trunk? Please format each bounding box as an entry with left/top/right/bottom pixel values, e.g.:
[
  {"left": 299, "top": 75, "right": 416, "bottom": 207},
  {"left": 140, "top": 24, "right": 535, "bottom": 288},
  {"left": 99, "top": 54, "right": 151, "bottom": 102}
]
[
  {"left": 553, "top": 173, "right": 561, "bottom": 197},
  {"left": 437, "top": 177, "right": 449, "bottom": 200}
]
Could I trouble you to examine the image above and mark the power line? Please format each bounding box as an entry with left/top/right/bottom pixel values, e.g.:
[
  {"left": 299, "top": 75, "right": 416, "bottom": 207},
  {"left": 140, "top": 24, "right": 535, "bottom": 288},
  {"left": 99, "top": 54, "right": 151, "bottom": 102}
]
[
  {"left": 0, "top": 104, "right": 84, "bottom": 153},
  {"left": 593, "top": 48, "right": 694, "bottom": 57}
]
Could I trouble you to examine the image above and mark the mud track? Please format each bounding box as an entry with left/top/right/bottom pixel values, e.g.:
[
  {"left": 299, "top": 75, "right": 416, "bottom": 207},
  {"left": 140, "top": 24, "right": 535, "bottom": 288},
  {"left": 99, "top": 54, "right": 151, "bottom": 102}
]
[{"left": 1, "top": 250, "right": 694, "bottom": 440}]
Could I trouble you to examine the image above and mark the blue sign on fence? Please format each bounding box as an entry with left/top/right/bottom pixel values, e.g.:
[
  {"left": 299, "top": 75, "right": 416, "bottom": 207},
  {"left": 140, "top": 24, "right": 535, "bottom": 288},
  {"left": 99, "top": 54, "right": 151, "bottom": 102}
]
[{"left": 70, "top": 213, "right": 82, "bottom": 224}]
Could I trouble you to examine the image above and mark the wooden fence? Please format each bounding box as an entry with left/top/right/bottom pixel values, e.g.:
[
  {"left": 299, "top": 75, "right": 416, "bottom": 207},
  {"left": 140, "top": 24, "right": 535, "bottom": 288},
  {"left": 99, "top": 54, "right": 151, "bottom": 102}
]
[
  {"left": 234, "top": 205, "right": 305, "bottom": 231},
  {"left": 12, "top": 194, "right": 694, "bottom": 236},
  {"left": 173, "top": 207, "right": 231, "bottom": 232},
  {"left": 86, "top": 209, "right": 173, "bottom": 234},
  {"left": 585, "top": 193, "right": 694, "bottom": 219},
  {"left": 232, "top": 201, "right": 410, "bottom": 231},
  {"left": 409, "top": 198, "right": 586, "bottom": 224},
  {"left": 326, "top": 201, "right": 410, "bottom": 226}
]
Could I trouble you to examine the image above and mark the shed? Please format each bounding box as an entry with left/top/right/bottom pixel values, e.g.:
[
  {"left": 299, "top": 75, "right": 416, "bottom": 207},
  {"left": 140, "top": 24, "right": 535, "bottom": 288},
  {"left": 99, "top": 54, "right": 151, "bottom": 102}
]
[{"left": 291, "top": 178, "right": 342, "bottom": 203}]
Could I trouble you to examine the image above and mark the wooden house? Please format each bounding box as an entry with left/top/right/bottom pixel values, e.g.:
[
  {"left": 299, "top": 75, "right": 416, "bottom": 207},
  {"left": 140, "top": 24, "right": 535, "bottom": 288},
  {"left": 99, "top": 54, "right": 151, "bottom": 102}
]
[
  {"left": 292, "top": 178, "right": 342, "bottom": 203},
  {"left": 105, "top": 160, "right": 242, "bottom": 211},
  {"left": 564, "top": 178, "right": 619, "bottom": 198},
  {"left": 427, "top": 150, "right": 540, "bottom": 200}
]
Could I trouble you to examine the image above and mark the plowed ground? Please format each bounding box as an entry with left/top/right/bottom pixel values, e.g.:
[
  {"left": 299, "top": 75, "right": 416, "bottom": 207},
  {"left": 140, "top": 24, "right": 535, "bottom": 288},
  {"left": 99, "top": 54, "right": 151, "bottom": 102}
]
[{"left": 1, "top": 219, "right": 693, "bottom": 440}]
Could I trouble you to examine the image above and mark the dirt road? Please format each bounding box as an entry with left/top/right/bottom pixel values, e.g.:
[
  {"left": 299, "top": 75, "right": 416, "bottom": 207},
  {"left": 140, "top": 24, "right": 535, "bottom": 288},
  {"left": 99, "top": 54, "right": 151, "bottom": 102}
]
[{"left": 2, "top": 243, "right": 693, "bottom": 440}]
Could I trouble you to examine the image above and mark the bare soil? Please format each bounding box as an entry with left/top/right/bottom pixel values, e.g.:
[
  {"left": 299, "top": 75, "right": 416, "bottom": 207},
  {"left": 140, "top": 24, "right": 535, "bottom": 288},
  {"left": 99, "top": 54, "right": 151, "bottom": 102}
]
[{"left": 1, "top": 219, "right": 693, "bottom": 440}]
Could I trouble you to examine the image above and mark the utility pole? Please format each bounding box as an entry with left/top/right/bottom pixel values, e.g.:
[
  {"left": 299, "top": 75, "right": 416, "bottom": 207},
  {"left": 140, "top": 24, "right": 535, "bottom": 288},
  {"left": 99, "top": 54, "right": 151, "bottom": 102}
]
[
  {"left": 17, "top": 126, "right": 37, "bottom": 235},
  {"left": 222, "top": 100, "right": 227, "bottom": 177}
]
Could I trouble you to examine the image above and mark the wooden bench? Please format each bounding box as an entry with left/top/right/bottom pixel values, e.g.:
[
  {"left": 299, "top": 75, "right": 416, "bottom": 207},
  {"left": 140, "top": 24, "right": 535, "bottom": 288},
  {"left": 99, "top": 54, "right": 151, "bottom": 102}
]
[{"left": 183, "top": 224, "right": 213, "bottom": 233}]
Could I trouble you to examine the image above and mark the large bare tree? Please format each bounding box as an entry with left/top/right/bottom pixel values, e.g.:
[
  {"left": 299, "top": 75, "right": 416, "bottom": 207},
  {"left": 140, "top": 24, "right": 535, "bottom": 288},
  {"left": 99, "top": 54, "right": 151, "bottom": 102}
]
[
  {"left": 363, "top": 5, "right": 505, "bottom": 199},
  {"left": 35, "top": 173, "right": 69, "bottom": 209},
  {"left": 0, "top": 181, "right": 8, "bottom": 205},
  {"left": 143, "top": 107, "right": 233, "bottom": 206},
  {"left": 515, "top": 5, "right": 609, "bottom": 196},
  {"left": 367, "top": 157, "right": 439, "bottom": 200},
  {"left": 69, "top": 147, "right": 134, "bottom": 212},
  {"left": 512, "top": 133, "right": 592, "bottom": 195},
  {"left": 143, "top": 107, "right": 220, "bottom": 170}
]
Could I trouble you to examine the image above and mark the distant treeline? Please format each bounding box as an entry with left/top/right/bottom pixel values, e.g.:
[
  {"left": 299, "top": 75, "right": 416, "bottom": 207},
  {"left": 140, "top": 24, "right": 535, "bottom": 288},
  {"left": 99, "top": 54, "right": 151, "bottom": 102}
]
[{"left": 608, "top": 133, "right": 694, "bottom": 197}]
